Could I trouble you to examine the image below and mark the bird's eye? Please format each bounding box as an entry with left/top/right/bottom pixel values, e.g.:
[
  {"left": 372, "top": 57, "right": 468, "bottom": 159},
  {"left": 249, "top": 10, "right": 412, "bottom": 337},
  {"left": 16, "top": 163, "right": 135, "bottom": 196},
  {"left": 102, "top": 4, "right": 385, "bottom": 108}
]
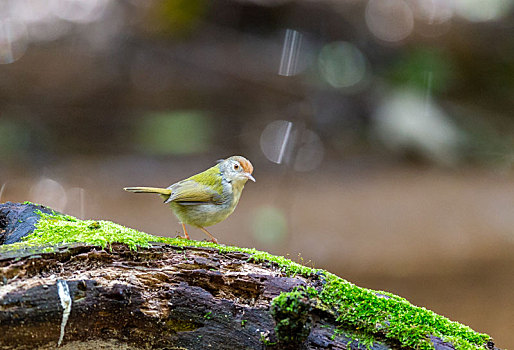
[{"left": 233, "top": 164, "right": 240, "bottom": 170}]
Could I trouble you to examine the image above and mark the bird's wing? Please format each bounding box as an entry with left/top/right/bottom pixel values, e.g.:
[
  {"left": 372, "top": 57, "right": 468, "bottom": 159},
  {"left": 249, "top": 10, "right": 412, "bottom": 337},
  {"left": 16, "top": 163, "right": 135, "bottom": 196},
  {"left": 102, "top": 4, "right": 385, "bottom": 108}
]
[{"left": 165, "top": 179, "right": 223, "bottom": 205}]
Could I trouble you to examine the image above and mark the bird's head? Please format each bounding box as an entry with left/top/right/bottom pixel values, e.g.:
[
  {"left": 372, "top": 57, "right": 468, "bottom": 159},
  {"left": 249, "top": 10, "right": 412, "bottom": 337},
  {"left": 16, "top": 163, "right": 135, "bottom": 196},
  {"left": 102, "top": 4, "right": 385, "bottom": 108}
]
[{"left": 219, "top": 156, "right": 255, "bottom": 185}]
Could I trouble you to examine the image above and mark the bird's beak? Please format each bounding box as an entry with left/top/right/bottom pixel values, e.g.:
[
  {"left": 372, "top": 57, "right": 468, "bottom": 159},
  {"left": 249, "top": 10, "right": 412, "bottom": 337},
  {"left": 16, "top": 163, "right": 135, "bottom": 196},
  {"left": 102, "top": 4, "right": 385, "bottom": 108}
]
[{"left": 245, "top": 173, "right": 256, "bottom": 182}]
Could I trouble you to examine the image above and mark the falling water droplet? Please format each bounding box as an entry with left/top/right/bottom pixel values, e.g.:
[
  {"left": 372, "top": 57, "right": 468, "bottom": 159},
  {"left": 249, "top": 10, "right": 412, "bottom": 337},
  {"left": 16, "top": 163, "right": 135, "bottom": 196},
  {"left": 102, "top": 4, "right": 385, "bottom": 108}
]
[
  {"left": 277, "top": 121, "right": 293, "bottom": 164},
  {"left": 260, "top": 120, "right": 294, "bottom": 164},
  {"left": 79, "top": 187, "right": 85, "bottom": 219},
  {"left": 278, "top": 29, "right": 303, "bottom": 76},
  {"left": 66, "top": 187, "right": 86, "bottom": 219},
  {"left": 0, "top": 183, "right": 6, "bottom": 202}
]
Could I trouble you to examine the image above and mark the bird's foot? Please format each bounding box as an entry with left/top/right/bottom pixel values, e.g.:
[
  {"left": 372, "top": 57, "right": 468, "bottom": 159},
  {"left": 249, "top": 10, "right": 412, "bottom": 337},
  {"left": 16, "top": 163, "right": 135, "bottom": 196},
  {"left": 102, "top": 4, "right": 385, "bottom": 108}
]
[
  {"left": 181, "top": 223, "right": 191, "bottom": 240},
  {"left": 200, "top": 227, "right": 218, "bottom": 244}
]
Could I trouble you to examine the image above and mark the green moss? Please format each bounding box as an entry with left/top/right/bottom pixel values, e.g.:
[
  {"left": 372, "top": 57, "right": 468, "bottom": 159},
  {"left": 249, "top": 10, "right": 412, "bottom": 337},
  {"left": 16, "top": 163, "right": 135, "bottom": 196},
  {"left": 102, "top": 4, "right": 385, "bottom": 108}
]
[
  {"left": 1, "top": 211, "right": 492, "bottom": 350},
  {"left": 322, "top": 273, "right": 490, "bottom": 349},
  {"left": 4, "top": 212, "right": 170, "bottom": 251},
  {"left": 270, "top": 287, "right": 313, "bottom": 344},
  {"left": 164, "top": 319, "right": 200, "bottom": 332}
]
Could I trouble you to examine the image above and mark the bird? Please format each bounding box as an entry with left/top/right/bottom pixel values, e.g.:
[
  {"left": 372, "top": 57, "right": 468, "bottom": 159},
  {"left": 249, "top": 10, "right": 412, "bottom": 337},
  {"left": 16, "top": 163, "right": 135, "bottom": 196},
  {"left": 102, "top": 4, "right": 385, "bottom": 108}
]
[{"left": 123, "top": 156, "right": 255, "bottom": 244}]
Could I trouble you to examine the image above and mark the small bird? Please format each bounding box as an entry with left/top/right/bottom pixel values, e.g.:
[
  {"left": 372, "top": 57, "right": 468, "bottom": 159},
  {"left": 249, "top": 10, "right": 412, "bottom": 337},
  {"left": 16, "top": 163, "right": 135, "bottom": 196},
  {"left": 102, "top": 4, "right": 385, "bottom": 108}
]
[{"left": 124, "top": 156, "right": 255, "bottom": 244}]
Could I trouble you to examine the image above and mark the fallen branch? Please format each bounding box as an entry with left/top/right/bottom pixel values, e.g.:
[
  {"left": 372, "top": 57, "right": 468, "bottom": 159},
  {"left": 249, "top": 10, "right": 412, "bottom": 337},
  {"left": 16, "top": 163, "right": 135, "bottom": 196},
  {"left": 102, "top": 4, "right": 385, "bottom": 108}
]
[{"left": 0, "top": 202, "right": 499, "bottom": 350}]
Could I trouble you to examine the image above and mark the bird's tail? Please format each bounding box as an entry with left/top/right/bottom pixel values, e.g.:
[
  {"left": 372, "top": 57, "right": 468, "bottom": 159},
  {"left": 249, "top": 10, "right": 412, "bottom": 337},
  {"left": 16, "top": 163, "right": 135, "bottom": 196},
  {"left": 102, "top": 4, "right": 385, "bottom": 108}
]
[{"left": 123, "top": 187, "right": 171, "bottom": 195}]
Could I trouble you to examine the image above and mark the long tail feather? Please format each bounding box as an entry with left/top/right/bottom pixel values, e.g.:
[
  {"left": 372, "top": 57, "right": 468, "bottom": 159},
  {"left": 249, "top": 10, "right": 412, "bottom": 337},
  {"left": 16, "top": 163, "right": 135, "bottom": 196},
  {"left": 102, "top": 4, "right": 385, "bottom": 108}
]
[{"left": 123, "top": 187, "right": 171, "bottom": 195}]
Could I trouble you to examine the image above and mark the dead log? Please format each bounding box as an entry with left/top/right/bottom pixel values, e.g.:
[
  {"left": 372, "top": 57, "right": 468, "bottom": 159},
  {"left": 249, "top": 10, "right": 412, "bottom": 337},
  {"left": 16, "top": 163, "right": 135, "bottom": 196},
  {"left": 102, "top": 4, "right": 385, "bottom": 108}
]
[{"left": 0, "top": 202, "right": 499, "bottom": 350}]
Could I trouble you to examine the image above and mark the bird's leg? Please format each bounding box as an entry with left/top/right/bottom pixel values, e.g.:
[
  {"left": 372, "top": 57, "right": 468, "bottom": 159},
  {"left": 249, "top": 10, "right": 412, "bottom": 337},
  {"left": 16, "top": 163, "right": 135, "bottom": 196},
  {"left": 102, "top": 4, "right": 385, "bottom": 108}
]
[
  {"left": 200, "top": 227, "right": 218, "bottom": 244},
  {"left": 181, "top": 223, "right": 190, "bottom": 240}
]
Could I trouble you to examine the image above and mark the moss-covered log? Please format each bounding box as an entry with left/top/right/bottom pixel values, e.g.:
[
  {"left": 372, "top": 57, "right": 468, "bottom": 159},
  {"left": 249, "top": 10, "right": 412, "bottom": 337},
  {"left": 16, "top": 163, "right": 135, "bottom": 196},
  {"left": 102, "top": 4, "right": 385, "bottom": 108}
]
[{"left": 0, "top": 202, "right": 500, "bottom": 350}]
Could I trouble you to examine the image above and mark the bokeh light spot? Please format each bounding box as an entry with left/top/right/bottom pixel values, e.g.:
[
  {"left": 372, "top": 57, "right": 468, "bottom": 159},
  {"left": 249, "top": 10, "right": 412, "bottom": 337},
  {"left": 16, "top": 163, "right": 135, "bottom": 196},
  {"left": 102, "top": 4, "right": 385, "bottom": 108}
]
[
  {"left": 293, "top": 129, "right": 324, "bottom": 172},
  {"left": 251, "top": 205, "right": 287, "bottom": 246},
  {"left": 0, "top": 18, "right": 28, "bottom": 64},
  {"left": 136, "top": 110, "right": 213, "bottom": 155},
  {"left": 454, "top": 0, "right": 514, "bottom": 22},
  {"left": 410, "top": 0, "right": 453, "bottom": 24},
  {"left": 372, "top": 89, "right": 465, "bottom": 166},
  {"left": 146, "top": 0, "right": 208, "bottom": 37},
  {"left": 30, "top": 178, "right": 68, "bottom": 212},
  {"left": 365, "top": 0, "right": 414, "bottom": 42},
  {"left": 51, "top": 0, "right": 110, "bottom": 24},
  {"left": 318, "top": 41, "right": 367, "bottom": 89},
  {"left": 0, "top": 119, "right": 30, "bottom": 157},
  {"left": 386, "top": 48, "right": 454, "bottom": 94},
  {"left": 9, "top": 0, "right": 53, "bottom": 23}
]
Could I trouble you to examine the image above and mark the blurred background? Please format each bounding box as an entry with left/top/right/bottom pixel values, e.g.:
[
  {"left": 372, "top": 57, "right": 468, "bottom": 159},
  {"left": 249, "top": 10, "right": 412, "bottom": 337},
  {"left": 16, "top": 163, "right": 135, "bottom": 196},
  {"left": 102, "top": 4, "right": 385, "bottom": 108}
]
[{"left": 1, "top": 0, "right": 514, "bottom": 347}]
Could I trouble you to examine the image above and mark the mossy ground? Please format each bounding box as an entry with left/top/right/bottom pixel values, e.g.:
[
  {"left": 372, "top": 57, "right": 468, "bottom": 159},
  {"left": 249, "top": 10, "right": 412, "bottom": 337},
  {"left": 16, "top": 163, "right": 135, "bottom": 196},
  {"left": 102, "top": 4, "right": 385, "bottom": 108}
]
[{"left": 2, "top": 211, "right": 492, "bottom": 350}]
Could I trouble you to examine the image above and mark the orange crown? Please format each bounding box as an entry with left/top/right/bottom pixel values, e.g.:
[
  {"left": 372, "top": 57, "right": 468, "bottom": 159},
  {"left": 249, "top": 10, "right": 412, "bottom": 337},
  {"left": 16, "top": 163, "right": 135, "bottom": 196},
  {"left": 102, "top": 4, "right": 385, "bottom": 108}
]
[{"left": 232, "top": 156, "right": 253, "bottom": 174}]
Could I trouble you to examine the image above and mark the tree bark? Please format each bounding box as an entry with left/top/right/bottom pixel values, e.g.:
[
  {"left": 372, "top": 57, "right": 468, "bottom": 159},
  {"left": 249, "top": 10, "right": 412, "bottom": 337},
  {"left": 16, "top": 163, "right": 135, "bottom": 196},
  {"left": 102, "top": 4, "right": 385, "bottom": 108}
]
[
  {"left": 0, "top": 242, "right": 363, "bottom": 350},
  {"left": 0, "top": 202, "right": 360, "bottom": 349},
  {"left": 0, "top": 203, "right": 498, "bottom": 350}
]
